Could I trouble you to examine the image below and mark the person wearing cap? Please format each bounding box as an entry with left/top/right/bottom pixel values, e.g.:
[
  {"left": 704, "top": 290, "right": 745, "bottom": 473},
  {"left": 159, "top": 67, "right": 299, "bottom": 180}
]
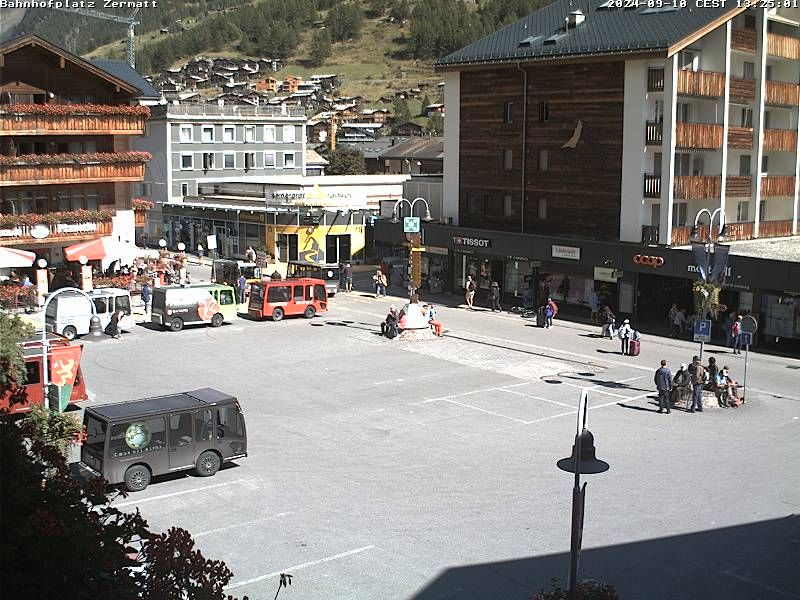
[
  {"left": 654, "top": 359, "right": 673, "bottom": 414},
  {"left": 617, "top": 318, "right": 633, "bottom": 355},
  {"left": 671, "top": 362, "right": 690, "bottom": 405}
]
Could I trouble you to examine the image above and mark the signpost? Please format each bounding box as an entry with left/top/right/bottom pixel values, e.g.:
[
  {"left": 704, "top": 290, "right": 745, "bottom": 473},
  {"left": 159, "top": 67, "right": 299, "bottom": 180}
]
[
  {"left": 403, "top": 216, "right": 421, "bottom": 234},
  {"left": 741, "top": 316, "right": 758, "bottom": 402},
  {"left": 693, "top": 319, "right": 712, "bottom": 361}
]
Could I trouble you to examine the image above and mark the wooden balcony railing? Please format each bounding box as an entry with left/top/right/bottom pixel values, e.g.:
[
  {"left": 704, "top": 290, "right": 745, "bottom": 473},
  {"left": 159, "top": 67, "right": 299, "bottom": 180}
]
[
  {"left": 134, "top": 209, "right": 148, "bottom": 227},
  {"left": 0, "top": 218, "right": 113, "bottom": 247},
  {"left": 763, "top": 128, "right": 798, "bottom": 152},
  {"left": 0, "top": 157, "right": 147, "bottom": 187},
  {"left": 676, "top": 122, "right": 723, "bottom": 149},
  {"left": 677, "top": 69, "right": 725, "bottom": 98},
  {"left": 674, "top": 175, "right": 721, "bottom": 199},
  {"left": 767, "top": 32, "right": 800, "bottom": 60},
  {"left": 765, "top": 80, "right": 800, "bottom": 106},
  {"left": 645, "top": 121, "right": 663, "bottom": 145},
  {"left": 731, "top": 28, "right": 756, "bottom": 53},
  {"left": 761, "top": 175, "right": 796, "bottom": 197},
  {"left": 759, "top": 220, "right": 794, "bottom": 238},
  {"left": 0, "top": 111, "right": 147, "bottom": 136},
  {"left": 643, "top": 173, "right": 661, "bottom": 198},
  {"left": 726, "top": 176, "right": 752, "bottom": 197},
  {"left": 729, "top": 76, "right": 755, "bottom": 101},
  {"left": 647, "top": 68, "right": 665, "bottom": 92},
  {"left": 727, "top": 126, "right": 753, "bottom": 149}
]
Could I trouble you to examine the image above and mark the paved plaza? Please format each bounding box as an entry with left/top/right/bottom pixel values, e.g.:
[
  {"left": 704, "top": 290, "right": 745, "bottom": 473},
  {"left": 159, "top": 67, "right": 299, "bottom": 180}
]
[{"left": 74, "top": 274, "right": 800, "bottom": 600}]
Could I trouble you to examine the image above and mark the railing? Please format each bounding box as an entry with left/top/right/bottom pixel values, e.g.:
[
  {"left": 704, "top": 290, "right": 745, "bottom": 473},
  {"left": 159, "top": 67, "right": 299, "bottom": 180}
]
[
  {"left": 731, "top": 28, "right": 756, "bottom": 53},
  {"left": 0, "top": 112, "right": 146, "bottom": 135},
  {"left": 134, "top": 210, "right": 148, "bottom": 227},
  {"left": 674, "top": 175, "right": 720, "bottom": 199},
  {"left": 727, "top": 126, "right": 753, "bottom": 149},
  {"left": 0, "top": 219, "right": 113, "bottom": 246},
  {"left": 675, "top": 122, "right": 723, "bottom": 149},
  {"left": 157, "top": 104, "right": 306, "bottom": 118},
  {"left": 726, "top": 176, "right": 751, "bottom": 197},
  {"left": 677, "top": 69, "right": 725, "bottom": 98},
  {"left": 645, "top": 121, "right": 663, "bottom": 144},
  {"left": 641, "top": 225, "right": 659, "bottom": 245},
  {"left": 763, "top": 128, "right": 797, "bottom": 152},
  {"left": 761, "top": 175, "right": 796, "bottom": 197},
  {"left": 0, "top": 157, "right": 147, "bottom": 186},
  {"left": 765, "top": 80, "right": 800, "bottom": 106},
  {"left": 729, "top": 76, "right": 755, "bottom": 101},
  {"left": 767, "top": 32, "right": 800, "bottom": 60},
  {"left": 759, "top": 220, "right": 794, "bottom": 238},
  {"left": 647, "top": 68, "right": 665, "bottom": 92},
  {"left": 671, "top": 222, "right": 755, "bottom": 246},
  {"left": 643, "top": 173, "right": 661, "bottom": 198}
]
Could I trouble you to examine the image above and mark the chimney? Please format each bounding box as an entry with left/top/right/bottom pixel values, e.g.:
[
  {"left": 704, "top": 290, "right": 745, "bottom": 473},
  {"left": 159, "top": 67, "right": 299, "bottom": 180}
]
[{"left": 566, "top": 10, "right": 585, "bottom": 30}]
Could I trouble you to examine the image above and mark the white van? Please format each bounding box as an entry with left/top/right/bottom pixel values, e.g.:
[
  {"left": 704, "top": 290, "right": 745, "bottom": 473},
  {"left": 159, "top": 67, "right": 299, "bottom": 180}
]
[{"left": 45, "top": 288, "right": 134, "bottom": 340}]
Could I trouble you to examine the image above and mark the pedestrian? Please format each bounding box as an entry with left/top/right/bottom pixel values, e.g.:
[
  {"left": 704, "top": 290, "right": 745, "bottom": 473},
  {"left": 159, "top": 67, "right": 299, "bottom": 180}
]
[
  {"left": 237, "top": 274, "right": 247, "bottom": 305},
  {"left": 720, "top": 366, "right": 743, "bottom": 406},
  {"left": 424, "top": 303, "right": 443, "bottom": 337},
  {"left": 618, "top": 318, "right": 633, "bottom": 355},
  {"left": 667, "top": 303, "right": 678, "bottom": 337},
  {"left": 338, "top": 262, "right": 345, "bottom": 290},
  {"left": 490, "top": 281, "right": 501, "bottom": 312},
  {"left": 545, "top": 297, "right": 558, "bottom": 329},
  {"left": 671, "top": 362, "right": 690, "bottom": 405},
  {"left": 270, "top": 270, "right": 282, "bottom": 280},
  {"left": 465, "top": 276, "right": 476, "bottom": 310},
  {"left": 105, "top": 309, "right": 124, "bottom": 339},
  {"left": 705, "top": 356, "right": 719, "bottom": 391},
  {"left": 373, "top": 269, "right": 387, "bottom": 298},
  {"left": 381, "top": 305, "right": 399, "bottom": 339},
  {"left": 601, "top": 306, "right": 616, "bottom": 338},
  {"left": 141, "top": 281, "right": 152, "bottom": 314},
  {"left": 654, "top": 359, "right": 673, "bottom": 414},
  {"left": 690, "top": 356, "right": 706, "bottom": 413},
  {"left": 197, "top": 244, "right": 204, "bottom": 262},
  {"left": 246, "top": 245, "right": 256, "bottom": 263},
  {"left": 731, "top": 314, "right": 743, "bottom": 354},
  {"left": 344, "top": 262, "right": 353, "bottom": 292},
  {"left": 672, "top": 307, "right": 687, "bottom": 339}
]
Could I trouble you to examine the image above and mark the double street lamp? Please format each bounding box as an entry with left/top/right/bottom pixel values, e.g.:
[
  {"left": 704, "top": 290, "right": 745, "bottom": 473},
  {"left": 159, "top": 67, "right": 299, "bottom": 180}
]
[{"left": 390, "top": 197, "right": 433, "bottom": 305}]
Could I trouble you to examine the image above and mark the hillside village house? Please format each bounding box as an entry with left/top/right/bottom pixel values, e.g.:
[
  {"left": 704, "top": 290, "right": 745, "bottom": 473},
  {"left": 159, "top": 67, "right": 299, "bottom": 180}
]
[
  {"left": 375, "top": 2, "right": 800, "bottom": 352},
  {"left": 0, "top": 34, "right": 156, "bottom": 270}
]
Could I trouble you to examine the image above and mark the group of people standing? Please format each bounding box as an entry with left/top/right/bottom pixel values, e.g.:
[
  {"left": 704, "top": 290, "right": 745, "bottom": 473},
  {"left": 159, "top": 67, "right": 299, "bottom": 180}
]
[{"left": 654, "top": 355, "right": 743, "bottom": 414}]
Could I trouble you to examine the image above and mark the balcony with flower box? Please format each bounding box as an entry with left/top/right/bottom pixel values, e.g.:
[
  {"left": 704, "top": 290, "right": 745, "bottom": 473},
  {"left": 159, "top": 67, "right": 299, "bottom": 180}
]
[
  {"left": 132, "top": 198, "right": 153, "bottom": 228},
  {"left": 0, "top": 104, "right": 150, "bottom": 136},
  {"left": 763, "top": 128, "right": 798, "bottom": 152},
  {"left": 0, "top": 209, "right": 115, "bottom": 247},
  {"left": 0, "top": 152, "right": 150, "bottom": 186}
]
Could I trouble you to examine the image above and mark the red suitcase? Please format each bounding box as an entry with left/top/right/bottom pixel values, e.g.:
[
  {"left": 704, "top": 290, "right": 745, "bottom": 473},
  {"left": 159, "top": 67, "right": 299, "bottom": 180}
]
[{"left": 629, "top": 339, "right": 640, "bottom": 356}]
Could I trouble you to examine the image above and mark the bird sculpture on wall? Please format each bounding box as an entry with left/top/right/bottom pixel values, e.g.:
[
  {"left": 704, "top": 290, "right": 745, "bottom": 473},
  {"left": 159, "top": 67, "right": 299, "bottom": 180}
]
[{"left": 561, "top": 120, "right": 583, "bottom": 148}]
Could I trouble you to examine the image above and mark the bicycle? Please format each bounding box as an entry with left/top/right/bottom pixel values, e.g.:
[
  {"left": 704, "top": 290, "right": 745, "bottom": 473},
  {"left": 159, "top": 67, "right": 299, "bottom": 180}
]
[{"left": 510, "top": 305, "right": 537, "bottom": 319}]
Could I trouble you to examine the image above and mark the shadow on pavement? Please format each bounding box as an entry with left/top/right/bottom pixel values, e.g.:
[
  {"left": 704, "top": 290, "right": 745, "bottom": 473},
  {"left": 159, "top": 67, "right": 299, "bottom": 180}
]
[{"left": 409, "top": 516, "right": 800, "bottom": 600}]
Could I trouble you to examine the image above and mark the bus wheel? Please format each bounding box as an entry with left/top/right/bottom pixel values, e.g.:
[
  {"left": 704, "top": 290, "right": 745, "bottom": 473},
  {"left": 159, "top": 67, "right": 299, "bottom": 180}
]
[
  {"left": 272, "top": 307, "right": 284, "bottom": 322},
  {"left": 169, "top": 318, "right": 184, "bottom": 332},
  {"left": 210, "top": 313, "right": 224, "bottom": 327},
  {"left": 124, "top": 465, "right": 151, "bottom": 492},
  {"left": 304, "top": 306, "right": 316, "bottom": 319},
  {"left": 62, "top": 325, "right": 77, "bottom": 340},
  {"left": 195, "top": 451, "right": 220, "bottom": 477}
]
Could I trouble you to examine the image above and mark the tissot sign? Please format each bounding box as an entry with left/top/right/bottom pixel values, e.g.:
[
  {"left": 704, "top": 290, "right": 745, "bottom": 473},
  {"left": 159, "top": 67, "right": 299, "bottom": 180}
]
[{"left": 452, "top": 236, "right": 491, "bottom": 248}]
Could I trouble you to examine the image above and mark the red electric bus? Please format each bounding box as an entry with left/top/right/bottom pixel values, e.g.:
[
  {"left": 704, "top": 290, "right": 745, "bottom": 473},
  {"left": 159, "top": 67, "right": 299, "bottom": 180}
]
[{"left": 247, "top": 278, "right": 328, "bottom": 321}]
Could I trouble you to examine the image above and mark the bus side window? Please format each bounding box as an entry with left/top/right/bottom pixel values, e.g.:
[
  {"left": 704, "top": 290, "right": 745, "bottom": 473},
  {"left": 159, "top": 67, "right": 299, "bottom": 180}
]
[
  {"left": 195, "top": 409, "right": 213, "bottom": 441},
  {"left": 93, "top": 297, "right": 108, "bottom": 314},
  {"left": 219, "top": 289, "right": 235, "bottom": 305},
  {"left": 306, "top": 285, "right": 313, "bottom": 301},
  {"left": 293, "top": 285, "right": 304, "bottom": 302},
  {"left": 26, "top": 362, "right": 41, "bottom": 384}
]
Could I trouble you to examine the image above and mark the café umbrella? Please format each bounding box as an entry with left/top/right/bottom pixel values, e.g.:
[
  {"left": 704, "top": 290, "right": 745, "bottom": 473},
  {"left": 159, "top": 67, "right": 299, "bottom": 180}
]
[
  {"left": 0, "top": 247, "right": 36, "bottom": 269},
  {"left": 64, "top": 237, "right": 141, "bottom": 270}
]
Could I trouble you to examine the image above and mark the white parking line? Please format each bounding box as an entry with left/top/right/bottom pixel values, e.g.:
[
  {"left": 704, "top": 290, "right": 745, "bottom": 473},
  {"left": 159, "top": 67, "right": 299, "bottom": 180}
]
[
  {"left": 114, "top": 478, "right": 250, "bottom": 508},
  {"left": 194, "top": 512, "right": 294, "bottom": 538},
  {"left": 225, "top": 545, "right": 376, "bottom": 590},
  {"left": 496, "top": 387, "right": 575, "bottom": 408},
  {"left": 443, "top": 398, "right": 531, "bottom": 424}
]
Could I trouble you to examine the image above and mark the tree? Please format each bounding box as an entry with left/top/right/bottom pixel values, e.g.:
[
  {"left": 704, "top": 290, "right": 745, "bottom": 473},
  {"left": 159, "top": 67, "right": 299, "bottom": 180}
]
[
  {"left": 309, "top": 28, "right": 332, "bottom": 67},
  {"left": 326, "top": 3, "right": 364, "bottom": 42},
  {"left": 326, "top": 147, "right": 366, "bottom": 175},
  {"left": 392, "top": 97, "right": 412, "bottom": 124},
  {"left": 419, "top": 94, "right": 431, "bottom": 115},
  {"left": 0, "top": 313, "right": 33, "bottom": 408},
  {"left": 426, "top": 112, "right": 444, "bottom": 135}
]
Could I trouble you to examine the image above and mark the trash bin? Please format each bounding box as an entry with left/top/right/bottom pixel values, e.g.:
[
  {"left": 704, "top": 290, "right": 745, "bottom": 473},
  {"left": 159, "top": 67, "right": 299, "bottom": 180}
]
[{"left": 537, "top": 306, "right": 547, "bottom": 328}]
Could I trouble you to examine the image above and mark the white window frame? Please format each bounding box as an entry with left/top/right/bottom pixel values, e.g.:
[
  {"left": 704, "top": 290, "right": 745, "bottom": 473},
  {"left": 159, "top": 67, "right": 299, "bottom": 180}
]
[
  {"left": 223, "top": 125, "right": 236, "bottom": 143},
  {"left": 201, "top": 125, "right": 215, "bottom": 143},
  {"left": 244, "top": 125, "right": 256, "bottom": 143},
  {"left": 264, "top": 151, "right": 276, "bottom": 168},
  {"left": 264, "top": 125, "right": 276, "bottom": 143},
  {"left": 283, "top": 152, "right": 295, "bottom": 169},
  {"left": 179, "top": 124, "right": 193, "bottom": 143},
  {"left": 223, "top": 152, "right": 236, "bottom": 170},
  {"left": 282, "top": 125, "right": 296, "bottom": 143},
  {"left": 180, "top": 153, "right": 194, "bottom": 170}
]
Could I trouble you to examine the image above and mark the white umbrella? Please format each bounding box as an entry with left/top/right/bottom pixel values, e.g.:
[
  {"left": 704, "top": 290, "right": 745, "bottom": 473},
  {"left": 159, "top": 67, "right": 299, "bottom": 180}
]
[{"left": 0, "top": 247, "right": 36, "bottom": 269}]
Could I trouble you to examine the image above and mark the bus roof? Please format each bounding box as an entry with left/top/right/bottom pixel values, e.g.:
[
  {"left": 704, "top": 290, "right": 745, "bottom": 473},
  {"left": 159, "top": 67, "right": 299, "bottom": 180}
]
[{"left": 87, "top": 388, "right": 237, "bottom": 421}]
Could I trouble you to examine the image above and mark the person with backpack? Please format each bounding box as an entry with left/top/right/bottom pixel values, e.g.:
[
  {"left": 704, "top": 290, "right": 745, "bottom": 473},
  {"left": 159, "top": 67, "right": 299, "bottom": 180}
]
[
  {"left": 654, "top": 359, "right": 673, "bottom": 414},
  {"left": 601, "top": 306, "right": 616, "bottom": 338},
  {"left": 381, "top": 305, "right": 399, "bottom": 339},
  {"left": 545, "top": 298, "right": 558, "bottom": 329},
  {"left": 465, "top": 276, "right": 476, "bottom": 310},
  {"left": 731, "top": 314, "right": 743, "bottom": 354},
  {"left": 616, "top": 319, "right": 632, "bottom": 354},
  {"left": 690, "top": 356, "right": 706, "bottom": 413}
]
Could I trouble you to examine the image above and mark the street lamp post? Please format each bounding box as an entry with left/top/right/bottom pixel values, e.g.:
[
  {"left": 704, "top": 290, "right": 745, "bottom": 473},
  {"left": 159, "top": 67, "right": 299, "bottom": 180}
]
[
  {"left": 41, "top": 287, "right": 102, "bottom": 413},
  {"left": 557, "top": 390, "right": 609, "bottom": 598},
  {"left": 390, "top": 197, "right": 433, "bottom": 305}
]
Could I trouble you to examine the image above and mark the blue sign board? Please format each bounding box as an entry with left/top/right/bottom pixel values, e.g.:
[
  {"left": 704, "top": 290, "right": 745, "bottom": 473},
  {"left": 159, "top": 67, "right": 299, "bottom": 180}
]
[
  {"left": 739, "top": 332, "right": 753, "bottom": 347},
  {"left": 403, "top": 216, "right": 421, "bottom": 233},
  {"left": 693, "top": 319, "right": 712, "bottom": 343}
]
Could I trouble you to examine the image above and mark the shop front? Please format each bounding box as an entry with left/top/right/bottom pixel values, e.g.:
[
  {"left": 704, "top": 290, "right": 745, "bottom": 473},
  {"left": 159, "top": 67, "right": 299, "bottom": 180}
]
[
  {"left": 266, "top": 210, "right": 368, "bottom": 265},
  {"left": 161, "top": 205, "right": 266, "bottom": 258}
]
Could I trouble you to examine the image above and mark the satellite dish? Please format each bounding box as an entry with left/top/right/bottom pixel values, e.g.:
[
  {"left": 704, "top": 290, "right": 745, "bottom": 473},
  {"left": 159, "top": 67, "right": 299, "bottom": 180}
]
[{"left": 318, "top": 130, "right": 327, "bottom": 141}]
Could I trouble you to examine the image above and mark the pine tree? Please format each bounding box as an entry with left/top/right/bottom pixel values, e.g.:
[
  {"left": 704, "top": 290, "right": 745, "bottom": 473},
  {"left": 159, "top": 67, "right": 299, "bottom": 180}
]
[{"left": 309, "top": 29, "right": 332, "bottom": 67}]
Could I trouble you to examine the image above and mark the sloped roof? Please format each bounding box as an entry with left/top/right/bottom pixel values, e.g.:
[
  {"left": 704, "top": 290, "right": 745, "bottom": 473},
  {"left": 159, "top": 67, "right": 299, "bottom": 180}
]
[
  {"left": 305, "top": 148, "right": 329, "bottom": 166},
  {"left": 91, "top": 59, "right": 161, "bottom": 99},
  {"left": 379, "top": 137, "right": 444, "bottom": 161},
  {"left": 436, "top": 0, "right": 744, "bottom": 68}
]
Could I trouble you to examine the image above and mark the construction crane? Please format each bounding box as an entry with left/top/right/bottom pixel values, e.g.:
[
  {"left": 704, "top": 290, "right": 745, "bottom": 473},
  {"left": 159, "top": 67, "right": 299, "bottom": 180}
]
[{"left": 49, "top": 7, "right": 140, "bottom": 68}]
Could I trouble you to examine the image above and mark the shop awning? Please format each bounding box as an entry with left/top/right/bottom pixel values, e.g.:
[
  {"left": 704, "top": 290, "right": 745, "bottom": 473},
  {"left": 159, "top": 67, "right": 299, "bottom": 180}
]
[
  {"left": 64, "top": 237, "right": 142, "bottom": 268},
  {"left": 0, "top": 247, "right": 36, "bottom": 269}
]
